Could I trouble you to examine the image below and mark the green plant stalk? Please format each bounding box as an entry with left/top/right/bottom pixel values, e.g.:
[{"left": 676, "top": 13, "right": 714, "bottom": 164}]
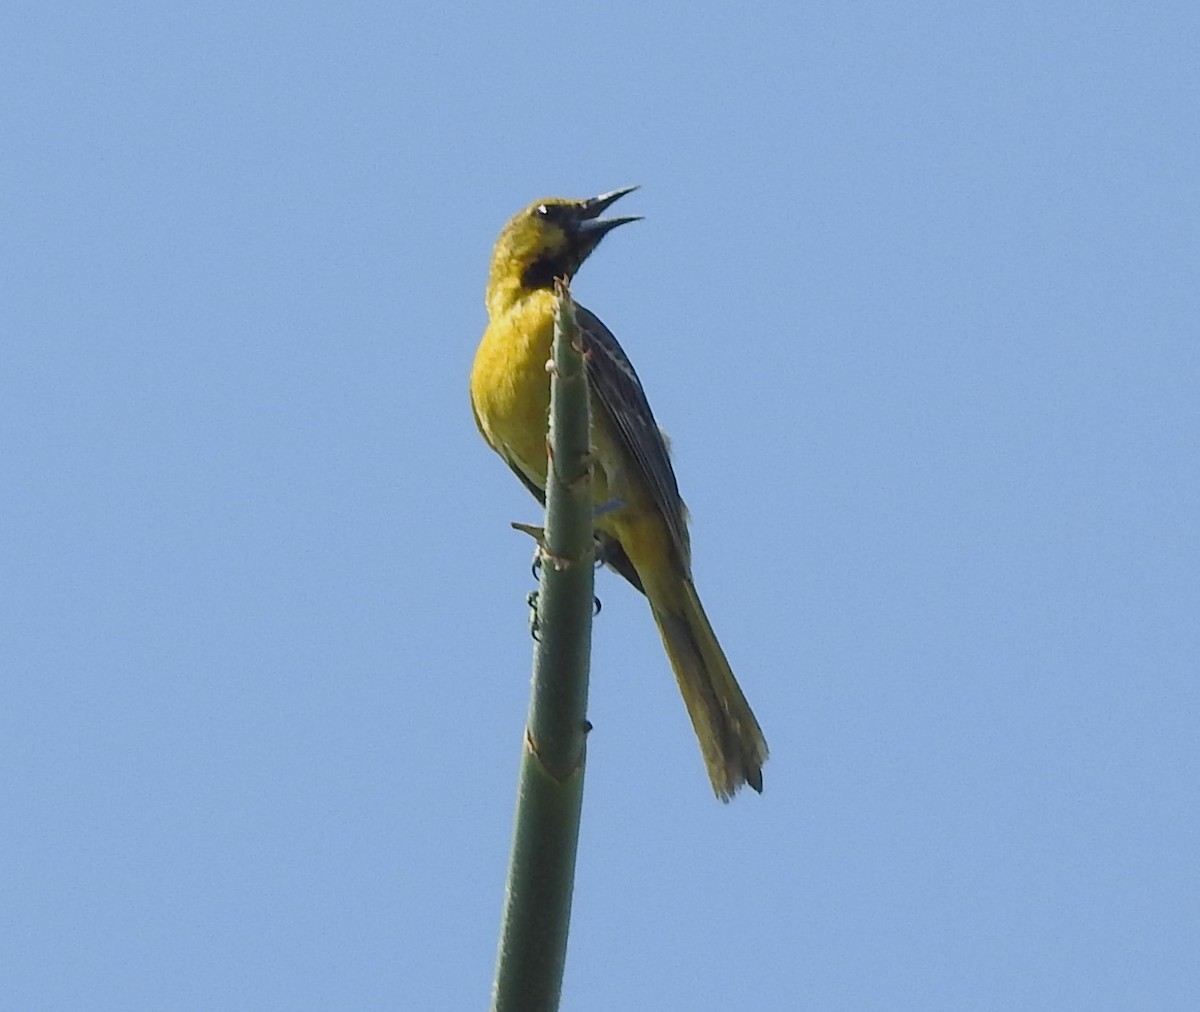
[{"left": 492, "top": 281, "right": 594, "bottom": 1012}]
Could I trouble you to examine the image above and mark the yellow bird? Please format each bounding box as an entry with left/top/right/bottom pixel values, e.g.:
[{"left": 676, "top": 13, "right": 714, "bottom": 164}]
[{"left": 471, "top": 187, "right": 767, "bottom": 800}]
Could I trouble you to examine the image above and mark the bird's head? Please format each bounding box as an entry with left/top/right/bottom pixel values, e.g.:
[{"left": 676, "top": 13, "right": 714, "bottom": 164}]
[{"left": 486, "top": 186, "right": 640, "bottom": 312}]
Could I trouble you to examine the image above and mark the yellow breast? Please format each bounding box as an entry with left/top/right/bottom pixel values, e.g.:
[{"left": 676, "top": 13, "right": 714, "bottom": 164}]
[{"left": 470, "top": 289, "right": 558, "bottom": 490}]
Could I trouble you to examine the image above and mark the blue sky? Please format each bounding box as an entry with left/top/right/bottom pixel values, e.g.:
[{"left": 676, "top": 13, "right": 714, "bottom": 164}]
[{"left": 3, "top": 2, "right": 1197, "bottom": 1008}]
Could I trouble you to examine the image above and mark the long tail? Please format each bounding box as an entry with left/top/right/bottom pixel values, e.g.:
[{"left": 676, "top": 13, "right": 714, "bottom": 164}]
[{"left": 646, "top": 575, "right": 768, "bottom": 800}]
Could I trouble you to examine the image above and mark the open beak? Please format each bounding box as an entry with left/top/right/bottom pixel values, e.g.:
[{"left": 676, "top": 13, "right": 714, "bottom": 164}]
[{"left": 576, "top": 185, "right": 642, "bottom": 238}]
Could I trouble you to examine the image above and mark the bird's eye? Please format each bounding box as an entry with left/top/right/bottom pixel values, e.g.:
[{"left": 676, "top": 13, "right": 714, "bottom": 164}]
[{"left": 536, "top": 204, "right": 550, "bottom": 218}]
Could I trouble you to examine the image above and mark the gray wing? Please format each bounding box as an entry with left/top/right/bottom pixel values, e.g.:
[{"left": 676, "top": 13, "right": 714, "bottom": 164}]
[{"left": 576, "top": 304, "right": 691, "bottom": 575}]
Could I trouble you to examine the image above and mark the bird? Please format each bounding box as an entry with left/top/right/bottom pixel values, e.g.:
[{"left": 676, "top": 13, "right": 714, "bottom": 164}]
[{"left": 470, "top": 187, "right": 768, "bottom": 800}]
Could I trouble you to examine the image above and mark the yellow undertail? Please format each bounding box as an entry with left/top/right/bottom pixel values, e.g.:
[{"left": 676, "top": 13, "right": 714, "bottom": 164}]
[{"left": 645, "top": 575, "right": 768, "bottom": 801}]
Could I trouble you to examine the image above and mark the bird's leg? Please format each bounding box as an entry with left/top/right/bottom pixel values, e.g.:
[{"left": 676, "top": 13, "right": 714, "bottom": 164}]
[
  {"left": 510, "top": 522, "right": 546, "bottom": 640},
  {"left": 526, "top": 588, "right": 541, "bottom": 641},
  {"left": 593, "top": 498, "right": 626, "bottom": 518},
  {"left": 511, "top": 520, "right": 599, "bottom": 633}
]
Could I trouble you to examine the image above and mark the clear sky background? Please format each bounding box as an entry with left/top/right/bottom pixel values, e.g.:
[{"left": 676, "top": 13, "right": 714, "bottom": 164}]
[{"left": 3, "top": 3, "right": 1197, "bottom": 1009}]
